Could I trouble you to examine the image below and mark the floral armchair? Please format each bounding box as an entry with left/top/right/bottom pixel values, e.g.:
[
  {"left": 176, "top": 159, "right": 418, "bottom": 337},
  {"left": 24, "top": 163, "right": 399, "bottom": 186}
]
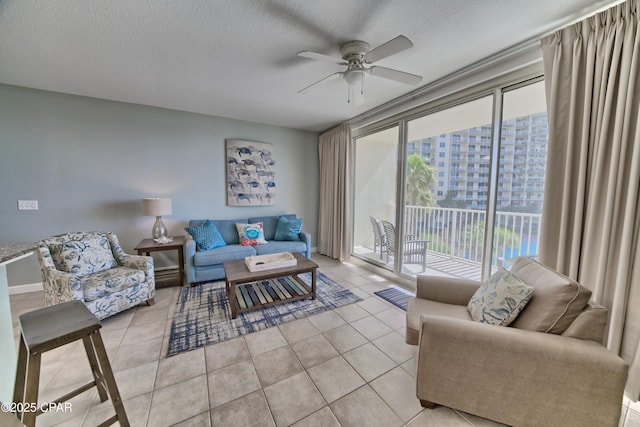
[{"left": 37, "top": 231, "right": 155, "bottom": 320}]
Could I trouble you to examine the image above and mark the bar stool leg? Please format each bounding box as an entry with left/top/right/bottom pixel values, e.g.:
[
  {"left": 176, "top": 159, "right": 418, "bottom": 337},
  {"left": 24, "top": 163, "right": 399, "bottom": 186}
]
[
  {"left": 12, "top": 334, "right": 28, "bottom": 419},
  {"left": 91, "top": 331, "right": 129, "bottom": 427},
  {"left": 82, "top": 335, "right": 109, "bottom": 402},
  {"left": 21, "top": 352, "right": 41, "bottom": 427}
]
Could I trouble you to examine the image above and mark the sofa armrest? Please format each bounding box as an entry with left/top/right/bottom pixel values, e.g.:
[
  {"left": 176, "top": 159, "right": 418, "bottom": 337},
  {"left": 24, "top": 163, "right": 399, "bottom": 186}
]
[
  {"left": 415, "top": 275, "right": 480, "bottom": 305},
  {"left": 416, "top": 315, "right": 628, "bottom": 427},
  {"left": 185, "top": 238, "right": 197, "bottom": 284},
  {"left": 120, "top": 254, "right": 154, "bottom": 279},
  {"left": 299, "top": 231, "right": 311, "bottom": 259}
]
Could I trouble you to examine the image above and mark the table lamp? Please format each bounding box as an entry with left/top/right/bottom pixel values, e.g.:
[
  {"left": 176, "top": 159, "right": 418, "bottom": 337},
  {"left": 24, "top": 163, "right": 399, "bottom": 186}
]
[{"left": 142, "top": 197, "right": 172, "bottom": 240}]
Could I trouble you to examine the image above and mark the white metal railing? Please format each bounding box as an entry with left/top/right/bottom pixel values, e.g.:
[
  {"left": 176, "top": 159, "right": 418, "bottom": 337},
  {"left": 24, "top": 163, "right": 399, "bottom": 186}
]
[{"left": 404, "top": 206, "right": 540, "bottom": 266}]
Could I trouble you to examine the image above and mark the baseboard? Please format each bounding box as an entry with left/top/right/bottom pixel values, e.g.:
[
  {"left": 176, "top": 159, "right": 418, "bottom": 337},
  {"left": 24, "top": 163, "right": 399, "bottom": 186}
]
[{"left": 8, "top": 282, "right": 43, "bottom": 295}]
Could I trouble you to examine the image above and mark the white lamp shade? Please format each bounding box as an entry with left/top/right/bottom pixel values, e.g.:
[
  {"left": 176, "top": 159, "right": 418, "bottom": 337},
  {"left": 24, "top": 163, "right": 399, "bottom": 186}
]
[{"left": 142, "top": 198, "right": 172, "bottom": 216}]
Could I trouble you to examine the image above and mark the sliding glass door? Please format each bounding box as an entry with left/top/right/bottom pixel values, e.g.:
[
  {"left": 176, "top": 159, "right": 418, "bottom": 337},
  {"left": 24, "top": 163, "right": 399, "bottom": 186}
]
[
  {"left": 351, "top": 75, "right": 548, "bottom": 282},
  {"left": 405, "top": 96, "right": 493, "bottom": 280},
  {"left": 352, "top": 126, "right": 399, "bottom": 271},
  {"left": 491, "top": 81, "right": 547, "bottom": 271}
]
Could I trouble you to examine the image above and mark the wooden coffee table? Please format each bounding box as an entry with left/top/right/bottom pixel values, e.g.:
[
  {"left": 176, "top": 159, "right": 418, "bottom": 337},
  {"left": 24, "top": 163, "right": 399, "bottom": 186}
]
[{"left": 223, "top": 253, "right": 318, "bottom": 319}]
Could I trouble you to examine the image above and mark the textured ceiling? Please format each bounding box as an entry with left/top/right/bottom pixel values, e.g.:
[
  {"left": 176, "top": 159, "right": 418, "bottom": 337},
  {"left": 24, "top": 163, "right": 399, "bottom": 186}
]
[{"left": 0, "top": 0, "right": 621, "bottom": 132}]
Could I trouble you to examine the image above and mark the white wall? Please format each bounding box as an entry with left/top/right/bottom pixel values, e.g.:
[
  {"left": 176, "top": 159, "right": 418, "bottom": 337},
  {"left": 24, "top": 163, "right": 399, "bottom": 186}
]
[{"left": 0, "top": 84, "right": 319, "bottom": 286}]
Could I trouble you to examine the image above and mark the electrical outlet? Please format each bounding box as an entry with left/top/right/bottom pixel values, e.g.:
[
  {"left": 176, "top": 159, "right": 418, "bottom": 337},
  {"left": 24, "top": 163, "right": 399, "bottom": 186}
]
[{"left": 18, "top": 200, "right": 38, "bottom": 210}]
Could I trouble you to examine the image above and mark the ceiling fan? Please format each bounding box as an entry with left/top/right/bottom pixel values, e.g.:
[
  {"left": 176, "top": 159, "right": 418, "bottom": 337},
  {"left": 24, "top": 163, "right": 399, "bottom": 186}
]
[{"left": 297, "top": 35, "right": 422, "bottom": 105}]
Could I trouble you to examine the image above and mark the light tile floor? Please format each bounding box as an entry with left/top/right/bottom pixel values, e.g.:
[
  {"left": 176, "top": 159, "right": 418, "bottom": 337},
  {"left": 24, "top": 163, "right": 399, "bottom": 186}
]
[{"left": 8, "top": 254, "right": 637, "bottom": 426}]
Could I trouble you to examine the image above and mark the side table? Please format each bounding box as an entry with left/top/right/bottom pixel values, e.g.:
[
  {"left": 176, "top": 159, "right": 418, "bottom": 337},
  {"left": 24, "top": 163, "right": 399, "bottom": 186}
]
[{"left": 134, "top": 236, "right": 186, "bottom": 287}]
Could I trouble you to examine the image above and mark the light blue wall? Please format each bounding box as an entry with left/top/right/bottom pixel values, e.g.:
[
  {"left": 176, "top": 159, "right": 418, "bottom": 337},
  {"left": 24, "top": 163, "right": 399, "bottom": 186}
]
[{"left": 0, "top": 84, "right": 319, "bottom": 286}]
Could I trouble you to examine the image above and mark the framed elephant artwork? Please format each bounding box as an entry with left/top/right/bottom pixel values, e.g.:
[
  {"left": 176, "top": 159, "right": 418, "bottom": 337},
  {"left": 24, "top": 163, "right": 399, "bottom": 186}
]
[{"left": 225, "top": 139, "right": 276, "bottom": 206}]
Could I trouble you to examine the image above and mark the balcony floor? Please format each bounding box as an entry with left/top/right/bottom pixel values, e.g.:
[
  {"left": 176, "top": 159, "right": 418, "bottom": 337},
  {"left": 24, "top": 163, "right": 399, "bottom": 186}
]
[{"left": 353, "top": 246, "right": 484, "bottom": 281}]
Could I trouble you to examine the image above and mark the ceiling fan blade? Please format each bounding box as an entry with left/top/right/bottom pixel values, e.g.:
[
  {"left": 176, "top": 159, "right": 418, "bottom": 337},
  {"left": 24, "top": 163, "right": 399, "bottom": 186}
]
[
  {"left": 364, "top": 35, "right": 413, "bottom": 64},
  {"left": 369, "top": 66, "right": 422, "bottom": 86},
  {"left": 298, "top": 72, "right": 343, "bottom": 94},
  {"left": 297, "top": 51, "right": 347, "bottom": 65}
]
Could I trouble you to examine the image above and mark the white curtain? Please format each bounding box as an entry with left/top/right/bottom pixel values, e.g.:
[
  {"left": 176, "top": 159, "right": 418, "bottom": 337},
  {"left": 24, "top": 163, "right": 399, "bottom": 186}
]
[
  {"left": 539, "top": 0, "right": 640, "bottom": 398},
  {"left": 317, "top": 123, "right": 353, "bottom": 261}
]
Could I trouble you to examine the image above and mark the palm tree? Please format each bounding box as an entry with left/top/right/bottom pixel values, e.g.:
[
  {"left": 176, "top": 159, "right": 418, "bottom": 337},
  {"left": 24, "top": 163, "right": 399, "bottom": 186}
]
[{"left": 406, "top": 154, "right": 437, "bottom": 206}]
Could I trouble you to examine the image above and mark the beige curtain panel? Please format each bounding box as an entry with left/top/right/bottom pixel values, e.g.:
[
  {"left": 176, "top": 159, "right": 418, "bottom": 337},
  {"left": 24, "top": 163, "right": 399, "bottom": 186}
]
[
  {"left": 317, "top": 123, "right": 353, "bottom": 261},
  {"left": 539, "top": 0, "right": 640, "bottom": 399}
]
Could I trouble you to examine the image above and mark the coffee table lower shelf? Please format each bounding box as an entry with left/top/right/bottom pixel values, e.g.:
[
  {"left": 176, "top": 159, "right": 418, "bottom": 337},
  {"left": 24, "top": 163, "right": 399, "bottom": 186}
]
[{"left": 231, "top": 275, "right": 313, "bottom": 317}]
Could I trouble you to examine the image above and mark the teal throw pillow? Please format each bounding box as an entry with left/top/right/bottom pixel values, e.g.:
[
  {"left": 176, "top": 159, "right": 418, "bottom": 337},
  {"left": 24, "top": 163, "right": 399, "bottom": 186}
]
[
  {"left": 274, "top": 216, "right": 303, "bottom": 241},
  {"left": 467, "top": 268, "right": 534, "bottom": 326},
  {"left": 184, "top": 220, "right": 226, "bottom": 251}
]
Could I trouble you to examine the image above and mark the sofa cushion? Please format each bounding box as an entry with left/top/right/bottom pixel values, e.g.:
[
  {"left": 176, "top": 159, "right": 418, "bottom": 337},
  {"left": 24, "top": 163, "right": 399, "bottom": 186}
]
[
  {"left": 56, "top": 236, "right": 118, "bottom": 276},
  {"left": 274, "top": 216, "right": 303, "bottom": 241},
  {"left": 249, "top": 214, "right": 296, "bottom": 241},
  {"left": 467, "top": 268, "right": 534, "bottom": 326},
  {"left": 80, "top": 267, "right": 146, "bottom": 302},
  {"left": 236, "top": 222, "right": 268, "bottom": 246},
  {"left": 193, "top": 244, "right": 256, "bottom": 266},
  {"left": 184, "top": 220, "right": 226, "bottom": 251},
  {"left": 509, "top": 257, "right": 592, "bottom": 334},
  {"left": 561, "top": 303, "right": 607, "bottom": 343},
  {"left": 254, "top": 241, "right": 308, "bottom": 256}
]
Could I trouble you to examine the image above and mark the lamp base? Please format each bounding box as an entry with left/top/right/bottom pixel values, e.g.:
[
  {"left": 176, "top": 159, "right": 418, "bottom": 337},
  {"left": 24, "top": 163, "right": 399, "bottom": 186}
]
[{"left": 152, "top": 216, "right": 167, "bottom": 239}]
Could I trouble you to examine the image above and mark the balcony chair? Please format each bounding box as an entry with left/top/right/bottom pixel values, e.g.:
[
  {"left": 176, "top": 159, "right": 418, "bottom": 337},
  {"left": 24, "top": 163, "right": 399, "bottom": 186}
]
[
  {"left": 37, "top": 231, "right": 156, "bottom": 320},
  {"left": 368, "top": 216, "right": 387, "bottom": 259},
  {"left": 380, "top": 220, "right": 428, "bottom": 272},
  {"left": 406, "top": 257, "right": 628, "bottom": 427}
]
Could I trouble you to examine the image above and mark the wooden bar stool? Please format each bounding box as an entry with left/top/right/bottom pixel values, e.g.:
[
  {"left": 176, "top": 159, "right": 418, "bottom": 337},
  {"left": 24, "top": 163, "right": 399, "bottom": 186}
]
[{"left": 12, "top": 300, "right": 129, "bottom": 427}]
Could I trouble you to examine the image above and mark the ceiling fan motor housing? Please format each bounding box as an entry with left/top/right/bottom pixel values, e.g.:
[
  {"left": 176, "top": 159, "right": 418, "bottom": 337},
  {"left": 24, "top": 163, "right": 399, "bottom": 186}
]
[{"left": 340, "top": 40, "right": 371, "bottom": 66}]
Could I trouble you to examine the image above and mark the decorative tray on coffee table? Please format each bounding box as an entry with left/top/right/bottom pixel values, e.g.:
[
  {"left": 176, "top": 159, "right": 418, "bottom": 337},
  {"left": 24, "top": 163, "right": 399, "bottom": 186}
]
[{"left": 244, "top": 251, "right": 297, "bottom": 272}]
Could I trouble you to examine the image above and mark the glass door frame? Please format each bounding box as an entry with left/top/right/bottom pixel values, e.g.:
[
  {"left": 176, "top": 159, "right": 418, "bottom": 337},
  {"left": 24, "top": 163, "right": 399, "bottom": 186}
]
[{"left": 351, "top": 69, "right": 545, "bottom": 281}]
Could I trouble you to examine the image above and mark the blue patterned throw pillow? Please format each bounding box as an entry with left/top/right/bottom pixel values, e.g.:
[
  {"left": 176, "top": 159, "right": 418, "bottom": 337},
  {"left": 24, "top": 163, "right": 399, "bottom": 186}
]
[
  {"left": 184, "top": 220, "right": 226, "bottom": 251},
  {"left": 274, "top": 216, "right": 303, "bottom": 241},
  {"left": 467, "top": 268, "right": 534, "bottom": 326}
]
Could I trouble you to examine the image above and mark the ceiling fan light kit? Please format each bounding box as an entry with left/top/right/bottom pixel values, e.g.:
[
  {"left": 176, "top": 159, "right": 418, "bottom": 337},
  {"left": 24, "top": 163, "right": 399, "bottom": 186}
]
[{"left": 297, "top": 35, "right": 422, "bottom": 104}]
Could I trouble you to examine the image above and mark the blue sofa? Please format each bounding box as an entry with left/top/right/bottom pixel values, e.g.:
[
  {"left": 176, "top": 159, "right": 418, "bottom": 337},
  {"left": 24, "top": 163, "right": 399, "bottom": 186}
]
[{"left": 185, "top": 214, "right": 311, "bottom": 284}]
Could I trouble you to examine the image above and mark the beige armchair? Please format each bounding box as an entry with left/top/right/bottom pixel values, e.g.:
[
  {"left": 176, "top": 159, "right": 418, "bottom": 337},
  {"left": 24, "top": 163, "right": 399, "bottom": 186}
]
[{"left": 406, "top": 257, "right": 628, "bottom": 427}]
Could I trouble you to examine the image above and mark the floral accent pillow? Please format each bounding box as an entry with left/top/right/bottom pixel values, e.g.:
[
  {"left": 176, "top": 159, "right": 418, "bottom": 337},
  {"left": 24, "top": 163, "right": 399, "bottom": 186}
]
[
  {"left": 467, "top": 268, "right": 535, "bottom": 326},
  {"left": 58, "top": 236, "right": 118, "bottom": 277},
  {"left": 184, "top": 220, "right": 226, "bottom": 251},
  {"left": 235, "top": 222, "right": 268, "bottom": 246}
]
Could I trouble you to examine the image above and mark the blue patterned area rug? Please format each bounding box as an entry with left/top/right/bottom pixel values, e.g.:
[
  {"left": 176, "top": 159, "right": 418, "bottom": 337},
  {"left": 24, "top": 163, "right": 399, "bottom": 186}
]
[
  {"left": 167, "top": 272, "right": 362, "bottom": 356},
  {"left": 374, "top": 286, "right": 414, "bottom": 311}
]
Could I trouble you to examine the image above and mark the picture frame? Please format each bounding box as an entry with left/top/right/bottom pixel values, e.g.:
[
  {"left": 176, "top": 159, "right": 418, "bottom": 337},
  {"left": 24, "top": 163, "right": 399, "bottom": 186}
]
[{"left": 225, "top": 139, "right": 275, "bottom": 206}]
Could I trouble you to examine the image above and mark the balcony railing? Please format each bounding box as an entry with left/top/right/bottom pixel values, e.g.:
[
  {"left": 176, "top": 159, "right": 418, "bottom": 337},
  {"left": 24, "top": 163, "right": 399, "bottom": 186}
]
[{"left": 404, "top": 206, "right": 540, "bottom": 266}]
